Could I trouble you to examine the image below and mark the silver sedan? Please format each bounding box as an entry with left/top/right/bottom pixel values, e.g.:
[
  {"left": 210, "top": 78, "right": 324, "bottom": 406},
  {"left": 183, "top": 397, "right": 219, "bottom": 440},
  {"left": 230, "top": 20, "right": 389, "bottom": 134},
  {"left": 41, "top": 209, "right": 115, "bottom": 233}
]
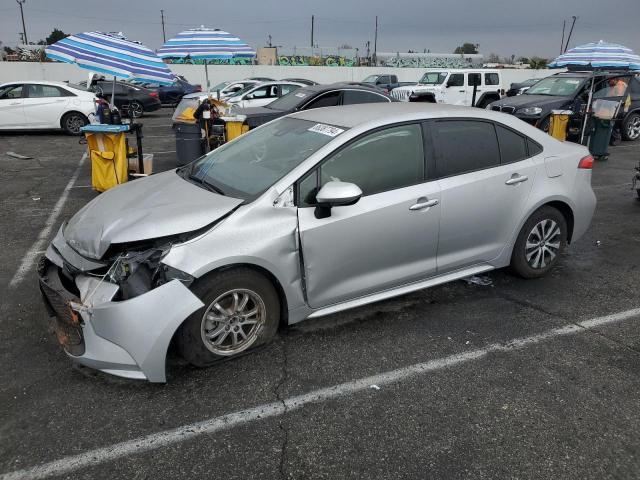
[{"left": 38, "top": 103, "right": 596, "bottom": 382}]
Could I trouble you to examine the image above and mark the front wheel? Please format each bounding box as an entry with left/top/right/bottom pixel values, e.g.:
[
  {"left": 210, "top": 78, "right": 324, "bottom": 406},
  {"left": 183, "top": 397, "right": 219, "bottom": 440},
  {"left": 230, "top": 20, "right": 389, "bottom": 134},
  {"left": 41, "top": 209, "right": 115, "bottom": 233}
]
[
  {"left": 177, "top": 268, "right": 280, "bottom": 367},
  {"left": 127, "top": 101, "right": 144, "bottom": 118},
  {"left": 622, "top": 113, "right": 640, "bottom": 141},
  {"left": 510, "top": 206, "right": 568, "bottom": 279}
]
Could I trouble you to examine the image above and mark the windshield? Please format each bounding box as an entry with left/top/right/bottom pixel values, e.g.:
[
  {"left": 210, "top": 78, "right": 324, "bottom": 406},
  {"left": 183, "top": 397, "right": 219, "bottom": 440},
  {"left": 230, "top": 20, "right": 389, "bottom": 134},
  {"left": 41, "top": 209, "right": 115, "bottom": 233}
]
[
  {"left": 183, "top": 117, "right": 346, "bottom": 199},
  {"left": 526, "top": 77, "right": 585, "bottom": 96},
  {"left": 362, "top": 75, "right": 378, "bottom": 83},
  {"left": 419, "top": 72, "right": 447, "bottom": 85},
  {"left": 210, "top": 81, "right": 230, "bottom": 92},
  {"left": 265, "top": 88, "right": 312, "bottom": 111}
]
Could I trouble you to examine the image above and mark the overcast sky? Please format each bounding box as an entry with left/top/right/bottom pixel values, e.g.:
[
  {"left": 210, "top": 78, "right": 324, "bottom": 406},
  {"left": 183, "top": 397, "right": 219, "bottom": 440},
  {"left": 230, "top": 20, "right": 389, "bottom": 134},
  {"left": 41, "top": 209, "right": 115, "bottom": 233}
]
[{"left": 1, "top": 0, "right": 638, "bottom": 58}]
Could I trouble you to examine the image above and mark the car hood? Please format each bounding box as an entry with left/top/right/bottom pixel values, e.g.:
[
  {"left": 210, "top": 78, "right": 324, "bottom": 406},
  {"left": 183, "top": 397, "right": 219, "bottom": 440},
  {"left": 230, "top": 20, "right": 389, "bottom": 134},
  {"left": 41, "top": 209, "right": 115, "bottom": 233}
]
[
  {"left": 230, "top": 106, "right": 286, "bottom": 128},
  {"left": 64, "top": 170, "right": 243, "bottom": 260},
  {"left": 493, "top": 94, "right": 570, "bottom": 109}
]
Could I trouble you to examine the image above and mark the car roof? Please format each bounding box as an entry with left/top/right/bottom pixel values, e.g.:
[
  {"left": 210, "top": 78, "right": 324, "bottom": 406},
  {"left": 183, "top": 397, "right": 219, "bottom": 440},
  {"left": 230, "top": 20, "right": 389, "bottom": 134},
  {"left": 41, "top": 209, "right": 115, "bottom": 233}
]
[
  {"left": 299, "top": 82, "right": 390, "bottom": 94},
  {"left": 1, "top": 80, "right": 80, "bottom": 87}
]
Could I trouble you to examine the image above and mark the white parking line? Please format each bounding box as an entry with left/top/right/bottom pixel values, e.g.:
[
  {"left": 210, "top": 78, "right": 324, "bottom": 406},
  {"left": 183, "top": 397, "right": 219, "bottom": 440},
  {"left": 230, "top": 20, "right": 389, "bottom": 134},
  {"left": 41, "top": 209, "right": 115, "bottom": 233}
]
[
  {"left": 8, "top": 153, "right": 87, "bottom": 289},
  {"left": 2, "top": 306, "right": 639, "bottom": 480}
]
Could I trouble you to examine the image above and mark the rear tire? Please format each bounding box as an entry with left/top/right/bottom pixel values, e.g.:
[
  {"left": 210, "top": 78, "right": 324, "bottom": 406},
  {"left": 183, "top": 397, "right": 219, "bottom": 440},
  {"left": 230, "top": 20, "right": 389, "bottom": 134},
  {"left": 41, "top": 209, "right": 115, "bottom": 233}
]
[
  {"left": 622, "top": 113, "right": 640, "bottom": 141},
  {"left": 177, "top": 268, "right": 280, "bottom": 367},
  {"left": 127, "top": 101, "right": 144, "bottom": 118},
  {"left": 510, "top": 206, "right": 567, "bottom": 279},
  {"left": 61, "top": 112, "right": 88, "bottom": 135}
]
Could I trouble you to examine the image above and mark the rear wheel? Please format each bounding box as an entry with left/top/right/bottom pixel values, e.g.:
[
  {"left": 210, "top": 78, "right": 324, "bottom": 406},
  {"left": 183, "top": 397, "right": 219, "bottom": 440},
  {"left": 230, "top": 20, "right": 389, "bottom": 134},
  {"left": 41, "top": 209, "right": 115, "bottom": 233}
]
[
  {"left": 622, "top": 113, "right": 640, "bottom": 141},
  {"left": 510, "top": 206, "right": 567, "bottom": 279},
  {"left": 127, "top": 101, "right": 144, "bottom": 118},
  {"left": 61, "top": 112, "right": 88, "bottom": 135},
  {"left": 177, "top": 268, "right": 280, "bottom": 367}
]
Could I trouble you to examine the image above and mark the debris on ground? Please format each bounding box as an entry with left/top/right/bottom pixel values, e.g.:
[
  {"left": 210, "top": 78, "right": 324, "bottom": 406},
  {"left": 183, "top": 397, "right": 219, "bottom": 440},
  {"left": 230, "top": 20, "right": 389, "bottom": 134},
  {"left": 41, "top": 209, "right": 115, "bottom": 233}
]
[
  {"left": 595, "top": 240, "right": 602, "bottom": 246},
  {"left": 32, "top": 197, "right": 40, "bottom": 201},
  {"left": 370, "top": 384, "right": 381, "bottom": 390},
  {"left": 6, "top": 152, "right": 33, "bottom": 160},
  {"left": 464, "top": 275, "right": 493, "bottom": 286}
]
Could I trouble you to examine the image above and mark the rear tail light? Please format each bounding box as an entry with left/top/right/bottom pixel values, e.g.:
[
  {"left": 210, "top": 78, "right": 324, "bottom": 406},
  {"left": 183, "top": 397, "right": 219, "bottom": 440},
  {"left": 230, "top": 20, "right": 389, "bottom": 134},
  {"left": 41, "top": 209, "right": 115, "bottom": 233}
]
[
  {"left": 578, "top": 155, "right": 594, "bottom": 169},
  {"left": 149, "top": 91, "right": 159, "bottom": 98}
]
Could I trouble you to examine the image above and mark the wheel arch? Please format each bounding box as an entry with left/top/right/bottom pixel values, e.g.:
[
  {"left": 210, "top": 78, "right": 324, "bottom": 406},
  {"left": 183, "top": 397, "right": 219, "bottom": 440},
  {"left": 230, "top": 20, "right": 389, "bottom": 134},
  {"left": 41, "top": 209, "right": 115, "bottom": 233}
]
[{"left": 59, "top": 110, "right": 88, "bottom": 129}]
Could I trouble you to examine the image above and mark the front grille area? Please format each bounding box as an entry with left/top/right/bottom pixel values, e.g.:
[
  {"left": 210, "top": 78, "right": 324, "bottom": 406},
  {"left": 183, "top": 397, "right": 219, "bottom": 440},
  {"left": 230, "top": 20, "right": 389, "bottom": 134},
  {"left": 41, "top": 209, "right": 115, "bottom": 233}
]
[
  {"left": 391, "top": 89, "right": 411, "bottom": 102},
  {"left": 38, "top": 257, "right": 85, "bottom": 356}
]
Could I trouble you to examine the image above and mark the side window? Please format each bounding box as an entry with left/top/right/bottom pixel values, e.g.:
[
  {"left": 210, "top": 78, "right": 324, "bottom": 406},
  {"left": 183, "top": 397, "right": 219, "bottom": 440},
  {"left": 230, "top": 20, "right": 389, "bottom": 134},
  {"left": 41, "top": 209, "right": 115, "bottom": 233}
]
[
  {"left": 297, "top": 170, "right": 319, "bottom": 207},
  {"left": 447, "top": 74, "right": 464, "bottom": 87},
  {"left": 247, "top": 86, "right": 269, "bottom": 99},
  {"left": 26, "top": 85, "right": 71, "bottom": 98},
  {"left": 434, "top": 120, "right": 500, "bottom": 177},
  {"left": 319, "top": 124, "right": 424, "bottom": 197},
  {"left": 304, "top": 91, "right": 341, "bottom": 109},
  {"left": 527, "top": 139, "right": 543, "bottom": 156},
  {"left": 379, "top": 76, "right": 390, "bottom": 84},
  {"left": 342, "top": 90, "right": 390, "bottom": 105},
  {"left": 485, "top": 73, "right": 500, "bottom": 86},
  {"left": 467, "top": 73, "right": 481, "bottom": 86},
  {"left": 0, "top": 85, "right": 23, "bottom": 99},
  {"left": 496, "top": 125, "right": 528, "bottom": 163},
  {"left": 280, "top": 84, "right": 300, "bottom": 96}
]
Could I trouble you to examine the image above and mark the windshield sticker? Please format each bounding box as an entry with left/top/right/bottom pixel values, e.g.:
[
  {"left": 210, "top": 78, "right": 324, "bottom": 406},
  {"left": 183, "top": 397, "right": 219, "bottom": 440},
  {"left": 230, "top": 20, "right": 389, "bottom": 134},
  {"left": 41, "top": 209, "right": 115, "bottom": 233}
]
[
  {"left": 295, "top": 92, "right": 308, "bottom": 98},
  {"left": 566, "top": 80, "right": 580, "bottom": 84},
  {"left": 308, "top": 124, "right": 345, "bottom": 137}
]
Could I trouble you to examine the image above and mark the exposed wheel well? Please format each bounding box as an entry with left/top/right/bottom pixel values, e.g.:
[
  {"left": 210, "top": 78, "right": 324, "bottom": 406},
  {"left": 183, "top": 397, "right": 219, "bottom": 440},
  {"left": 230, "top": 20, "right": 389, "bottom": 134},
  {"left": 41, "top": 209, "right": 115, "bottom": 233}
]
[
  {"left": 59, "top": 110, "right": 88, "bottom": 128},
  {"left": 544, "top": 201, "right": 574, "bottom": 243}
]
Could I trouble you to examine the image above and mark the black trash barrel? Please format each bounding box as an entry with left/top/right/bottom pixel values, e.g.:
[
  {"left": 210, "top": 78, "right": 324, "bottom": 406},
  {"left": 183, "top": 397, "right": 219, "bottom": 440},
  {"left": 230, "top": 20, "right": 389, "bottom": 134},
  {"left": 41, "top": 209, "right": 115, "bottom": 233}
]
[
  {"left": 174, "top": 122, "right": 204, "bottom": 166},
  {"left": 589, "top": 118, "right": 614, "bottom": 160}
]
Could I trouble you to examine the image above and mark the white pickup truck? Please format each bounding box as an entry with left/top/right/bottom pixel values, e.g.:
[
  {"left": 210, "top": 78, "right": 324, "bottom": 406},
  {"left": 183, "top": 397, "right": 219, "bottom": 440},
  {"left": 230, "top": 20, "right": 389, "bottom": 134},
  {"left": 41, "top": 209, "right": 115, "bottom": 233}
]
[{"left": 391, "top": 69, "right": 505, "bottom": 108}]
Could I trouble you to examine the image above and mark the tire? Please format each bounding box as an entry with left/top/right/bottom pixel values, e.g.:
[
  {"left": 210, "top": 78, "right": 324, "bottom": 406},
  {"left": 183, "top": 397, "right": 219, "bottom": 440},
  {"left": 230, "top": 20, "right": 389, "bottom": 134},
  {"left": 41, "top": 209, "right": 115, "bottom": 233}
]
[
  {"left": 476, "top": 96, "right": 496, "bottom": 109},
  {"left": 622, "top": 113, "right": 640, "bottom": 141},
  {"left": 177, "top": 268, "right": 280, "bottom": 367},
  {"left": 61, "top": 112, "right": 88, "bottom": 135},
  {"left": 510, "top": 206, "right": 568, "bottom": 279},
  {"left": 537, "top": 116, "right": 550, "bottom": 134},
  {"left": 127, "top": 101, "right": 144, "bottom": 118}
]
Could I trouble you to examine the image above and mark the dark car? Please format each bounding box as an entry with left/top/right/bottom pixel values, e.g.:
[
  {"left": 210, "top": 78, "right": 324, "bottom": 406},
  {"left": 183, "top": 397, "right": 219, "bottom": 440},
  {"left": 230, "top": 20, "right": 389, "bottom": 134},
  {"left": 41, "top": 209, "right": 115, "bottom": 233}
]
[
  {"left": 488, "top": 71, "right": 640, "bottom": 141},
  {"left": 139, "top": 78, "right": 202, "bottom": 106},
  {"left": 247, "top": 77, "right": 275, "bottom": 82},
  {"left": 505, "top": 78, "right": 542, "bottom": 97},
  {"left": 281, "top": 78, "right": 318, "bottom": 86},
  {"left": 91, "top": 80, "right": 162, "bottom": 118},
  {"left": 225, "top": 83, "right": 395, "bottom": 129}
]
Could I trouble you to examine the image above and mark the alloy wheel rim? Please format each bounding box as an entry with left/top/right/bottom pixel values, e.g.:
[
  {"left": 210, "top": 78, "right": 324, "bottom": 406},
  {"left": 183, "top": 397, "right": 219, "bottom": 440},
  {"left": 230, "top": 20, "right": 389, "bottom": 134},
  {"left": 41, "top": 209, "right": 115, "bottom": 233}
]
[
  {"left": 67, "top": 115, "right": 84, "bottom": 134},
  {"left": 200, "top": 289, "right": 265, "bottom": 356},
  {"left": 525, "top": 219, "right": 561, "bottom": 269},
  {"left": 130, "top": 102, "right": 143, "bottom": 117},
  {"left": 627, "top": 117, "right": 640, "bottom": 139}
]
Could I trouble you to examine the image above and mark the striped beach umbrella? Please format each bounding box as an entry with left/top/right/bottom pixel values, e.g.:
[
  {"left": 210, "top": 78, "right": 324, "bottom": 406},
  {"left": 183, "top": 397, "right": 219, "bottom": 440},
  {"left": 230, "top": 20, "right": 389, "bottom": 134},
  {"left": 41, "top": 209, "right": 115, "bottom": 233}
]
[
  {"left": 45, "top": 31, "right": 175, "bottom": 90},
  {"left": 549, "top": 40, "right": 640, "bottom": 70},
  {"left": 157, "top": 26, "right": 256, "bottom": 89}
]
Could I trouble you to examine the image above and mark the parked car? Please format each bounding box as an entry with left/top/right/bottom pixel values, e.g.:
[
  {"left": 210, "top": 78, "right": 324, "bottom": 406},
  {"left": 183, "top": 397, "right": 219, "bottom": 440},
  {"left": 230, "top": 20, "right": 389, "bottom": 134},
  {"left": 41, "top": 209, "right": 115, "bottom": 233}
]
[
  {"left": 38, "top": 102, "right": 596, "bottom": 382},
  {"left": 488, "top": 71, "right": 640, "bottom": 141},
  {"left": 362, "top": 74, "right": 414, "bottom": 92},
  {"left": 281, "top": 78, "right": 318, "bottom": 86},
  {"left": 225, "top": 81, "right": 306, "bottom": 109},
  {"left": 138, "top": 77, "right": 202, "bottom": 105},
  {"left": 88, "top": 80, "right": 162, "bottom": 118},
  {"left": 391, "top": 69, "right": 504, "bottom": 107},
  {"left": 506, "top": 78, "right": 543, "bottom": 97},
  {"left": 0, "top": 81, "right": 96, "bottom": 135},
  {"left": 208, "top": 80, "right": 260, "bottom": 99},
  {"left": 222, "top": 82, "right": 394, "bottom": 130},
  {"left": 246, "top": 77, "right": 276, "bottom": 82}
]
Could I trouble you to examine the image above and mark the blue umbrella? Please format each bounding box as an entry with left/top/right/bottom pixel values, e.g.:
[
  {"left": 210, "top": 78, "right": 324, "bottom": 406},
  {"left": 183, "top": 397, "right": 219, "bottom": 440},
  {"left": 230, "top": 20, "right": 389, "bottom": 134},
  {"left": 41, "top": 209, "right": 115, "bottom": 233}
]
[
  {"left": 157, "top": 26, "right": 256, "bottom": 89},
  {"left": 549, "top": 40, "right": 640, "bottom": 70},
  {"left": 46, "top": 31, "right": 175, "bottom": 107}
]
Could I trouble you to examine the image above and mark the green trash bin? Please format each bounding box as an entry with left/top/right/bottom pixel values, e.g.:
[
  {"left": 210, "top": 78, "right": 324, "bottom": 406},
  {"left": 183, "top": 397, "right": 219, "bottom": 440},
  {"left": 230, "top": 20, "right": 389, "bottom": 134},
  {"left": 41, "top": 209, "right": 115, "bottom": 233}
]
[{"left": 589, "top": 117, "right": 614, "bottom": 160}]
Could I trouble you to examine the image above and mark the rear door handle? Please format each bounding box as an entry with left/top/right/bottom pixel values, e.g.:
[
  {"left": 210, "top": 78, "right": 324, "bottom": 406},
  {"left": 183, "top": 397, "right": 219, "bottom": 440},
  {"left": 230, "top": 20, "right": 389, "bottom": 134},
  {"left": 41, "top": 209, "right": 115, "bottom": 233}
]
[
  {"left": 505, "top": 174, "right": 529, "bottom": 185},
  {"left": 409, "top": 197, "right": 439, "bottom": 211}
]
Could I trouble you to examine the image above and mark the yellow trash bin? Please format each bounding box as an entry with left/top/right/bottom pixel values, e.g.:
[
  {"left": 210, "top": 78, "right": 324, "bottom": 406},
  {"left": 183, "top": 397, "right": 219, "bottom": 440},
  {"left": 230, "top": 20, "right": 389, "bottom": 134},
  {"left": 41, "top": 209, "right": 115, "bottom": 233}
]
[
  {"left": 549, "top": 110, "right": 572, "bottom": 141},
  {"left": 84, "top": 131, "right": 129, "bottom": 192},
  {"left": 222, "top": 115, "right": 249, "bottom": 142}
]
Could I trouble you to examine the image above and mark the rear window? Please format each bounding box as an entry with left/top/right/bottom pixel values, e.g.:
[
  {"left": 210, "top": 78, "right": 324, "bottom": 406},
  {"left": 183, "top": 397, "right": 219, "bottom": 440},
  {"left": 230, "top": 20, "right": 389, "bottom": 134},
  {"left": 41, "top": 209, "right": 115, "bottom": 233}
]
[
  {"left": 496, "top": 125, "right": 528, "bottom": 163},
  {"left": 528, "top": 139, "right": 543, "bottom": 156},
  {"left": 434, "top": 120, "right": 500, "bottom": 177},
  {"left": 485, "top": 73, "right": 500, "bottom": 86}
]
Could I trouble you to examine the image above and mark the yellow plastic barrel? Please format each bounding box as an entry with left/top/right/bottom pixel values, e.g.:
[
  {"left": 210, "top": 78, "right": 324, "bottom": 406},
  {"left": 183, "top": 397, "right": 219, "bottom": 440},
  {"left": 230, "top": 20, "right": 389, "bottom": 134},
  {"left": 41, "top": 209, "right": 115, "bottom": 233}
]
[
  {"left": 548, "top": 110, "right": 572, "bottom": 141},
  {"left": 225, "top": 121, "right": 250, "bottom": 141},
  {"left": 85, "top": 132, "right": 128, "bottom": 192}
]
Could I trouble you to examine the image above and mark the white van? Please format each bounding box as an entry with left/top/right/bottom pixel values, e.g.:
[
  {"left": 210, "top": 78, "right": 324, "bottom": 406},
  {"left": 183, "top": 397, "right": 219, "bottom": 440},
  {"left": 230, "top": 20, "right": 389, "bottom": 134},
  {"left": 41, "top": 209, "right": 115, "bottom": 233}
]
[{"left": 391, "top": 69, "right": 504, "bottom": 108}]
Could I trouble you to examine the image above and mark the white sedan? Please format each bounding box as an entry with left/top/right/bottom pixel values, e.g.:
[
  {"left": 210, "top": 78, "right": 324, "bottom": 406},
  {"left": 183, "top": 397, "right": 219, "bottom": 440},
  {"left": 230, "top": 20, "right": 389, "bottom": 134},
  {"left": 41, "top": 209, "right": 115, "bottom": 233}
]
[
  {"left": 0, "top": 81, "right": 97, "bottom": 135},
  {"left": 225, "top": 81, "right": 306, "bottom": 109}
]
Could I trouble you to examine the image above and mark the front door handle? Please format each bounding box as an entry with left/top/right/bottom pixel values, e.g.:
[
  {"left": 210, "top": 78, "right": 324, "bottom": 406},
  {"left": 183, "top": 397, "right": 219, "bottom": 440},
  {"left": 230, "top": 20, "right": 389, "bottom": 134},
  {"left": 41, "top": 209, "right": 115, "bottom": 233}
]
[
  {"left": 458, "top": 90, "right": 465, "bottom": 93},
  {"left": 505, "top": 174, "right": 529, "bottom": 185},
  {"left": 409, "top": 197, "right": 439, "bottom": 211}
]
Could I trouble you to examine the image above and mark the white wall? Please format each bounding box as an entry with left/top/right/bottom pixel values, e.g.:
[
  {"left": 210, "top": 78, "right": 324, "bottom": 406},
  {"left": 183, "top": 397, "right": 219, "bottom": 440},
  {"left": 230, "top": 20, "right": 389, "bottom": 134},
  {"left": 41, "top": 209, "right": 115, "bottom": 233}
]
[{"left": 0, "top": 61, "right": 557, "bottom": 89}]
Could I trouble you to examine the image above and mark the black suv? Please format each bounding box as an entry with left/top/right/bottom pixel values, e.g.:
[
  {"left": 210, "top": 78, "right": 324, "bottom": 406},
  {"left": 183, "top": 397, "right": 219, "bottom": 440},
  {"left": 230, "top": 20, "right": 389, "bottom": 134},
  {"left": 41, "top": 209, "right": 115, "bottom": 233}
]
[{"left": 488, "top": 71, "right": 640, "bottom": 141}]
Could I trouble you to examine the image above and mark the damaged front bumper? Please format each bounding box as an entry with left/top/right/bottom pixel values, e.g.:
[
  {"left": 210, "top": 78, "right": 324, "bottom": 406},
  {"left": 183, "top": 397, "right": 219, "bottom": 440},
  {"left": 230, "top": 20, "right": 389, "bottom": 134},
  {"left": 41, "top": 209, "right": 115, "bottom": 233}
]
[{"left": 38, "top": 228, "right": 204, "bottom": 383}]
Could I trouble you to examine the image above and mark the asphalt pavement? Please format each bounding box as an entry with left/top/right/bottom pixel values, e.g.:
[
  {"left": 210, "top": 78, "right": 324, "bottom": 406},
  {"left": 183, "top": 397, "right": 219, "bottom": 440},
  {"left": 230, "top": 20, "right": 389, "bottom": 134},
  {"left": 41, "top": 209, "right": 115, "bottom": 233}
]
[{"left": 1, "top": 110, "right": 639, "bottom": 480}]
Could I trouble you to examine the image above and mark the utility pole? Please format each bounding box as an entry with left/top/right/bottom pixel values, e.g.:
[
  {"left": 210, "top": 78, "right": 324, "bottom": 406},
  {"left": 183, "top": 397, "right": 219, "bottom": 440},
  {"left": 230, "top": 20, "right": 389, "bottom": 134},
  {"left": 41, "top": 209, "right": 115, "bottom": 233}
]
[
  {"left": 560, "top": 20, "right": 566, "bottom": 55},
  {"left": 16, "top": 0, "right": 28, "bottom": 45},
  {"left": 373, "top": 15, "right": 378, "bottom": 65},
  {"left": 160, "top": 9, "right": 166, "bottom": 43},
  {"left": 311, "top": 15, "right": 314, "bottom": 48},
  {"left": 268, "top": 35, "right": 272, "bottom": 47},
  {"left": 564, "top": 15, "right": 578, "bottom": 53}
]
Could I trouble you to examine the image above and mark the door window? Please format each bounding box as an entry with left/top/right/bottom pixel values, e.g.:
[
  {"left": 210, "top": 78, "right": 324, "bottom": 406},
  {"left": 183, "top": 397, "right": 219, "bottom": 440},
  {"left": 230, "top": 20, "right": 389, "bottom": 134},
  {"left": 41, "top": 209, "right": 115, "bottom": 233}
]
[
  {"left": 467, "top": 73, "right": 481, "bottom": 87},
  {"left": 342, "top": 90, "right": 390, "bottom": 105},
  {"left": 527, "top": 139, "right": 543, "bottom": 156},
  {"left": 304, "top": 91, "right": 341, "bottom": 109},
  {"left": 26, "top": 84, "right": 72, "bottom": 98},
  {"left": 485, "top": 73, "right": 500, "bottom": 86},
  {"left": 496, "top": 125, "right": 528, "bottom": 163},
  {"left": 246, "top": 86, "right": 270, "bottom": 99},
  {"left": 0, "top": 85, "right": 24, "bottom": 99},
  {"left": 280, "top": 84, "right": 300, "bottom": 96},
  {"left": 433, "top": 120, "right": 500, "bottom": 177},
  {"left": 447, "top": 74, "right": 464, "bottom": 87},
  {"left": 298, "top": 124, "right": 425, "bottom": 205}
]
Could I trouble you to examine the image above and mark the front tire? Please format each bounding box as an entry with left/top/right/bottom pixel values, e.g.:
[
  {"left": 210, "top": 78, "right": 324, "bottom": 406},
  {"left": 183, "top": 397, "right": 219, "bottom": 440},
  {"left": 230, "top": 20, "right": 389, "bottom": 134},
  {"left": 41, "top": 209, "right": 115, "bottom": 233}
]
[
  {"left": 127, "top": 101, "right": 144, "bottom": 118},
  {"left": 61, "top": 112, "right": 88, "bottom": 135},
  {"left": 622, "top": 113, "right": 640, "bottom": 141},
  {"left": 510, "top": 206, "right": 567, "bottom": 279},
  {"left": 177, "top": 268, "right": 280, "bottom": 367}
]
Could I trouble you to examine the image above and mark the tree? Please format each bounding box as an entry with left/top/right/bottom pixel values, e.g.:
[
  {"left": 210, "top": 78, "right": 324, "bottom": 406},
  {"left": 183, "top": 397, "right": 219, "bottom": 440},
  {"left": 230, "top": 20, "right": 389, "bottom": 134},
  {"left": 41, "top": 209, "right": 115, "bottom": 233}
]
[
  {"left": 529, "top": 56, "right": 548, "bottom": 69},
  {"left": 46, "top": 28, "right": 68, "bottom": 45},
  {"left": 454, "top": 43, "right": 478, "bottom": 54}
]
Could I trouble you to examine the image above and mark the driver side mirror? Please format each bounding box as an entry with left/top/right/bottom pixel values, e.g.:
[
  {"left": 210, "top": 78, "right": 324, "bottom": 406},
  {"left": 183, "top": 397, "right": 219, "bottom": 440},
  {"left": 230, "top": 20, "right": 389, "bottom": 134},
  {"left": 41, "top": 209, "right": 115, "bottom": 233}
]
[{"left": 314, "top": 181, "right": 363, "bottom": 219}]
